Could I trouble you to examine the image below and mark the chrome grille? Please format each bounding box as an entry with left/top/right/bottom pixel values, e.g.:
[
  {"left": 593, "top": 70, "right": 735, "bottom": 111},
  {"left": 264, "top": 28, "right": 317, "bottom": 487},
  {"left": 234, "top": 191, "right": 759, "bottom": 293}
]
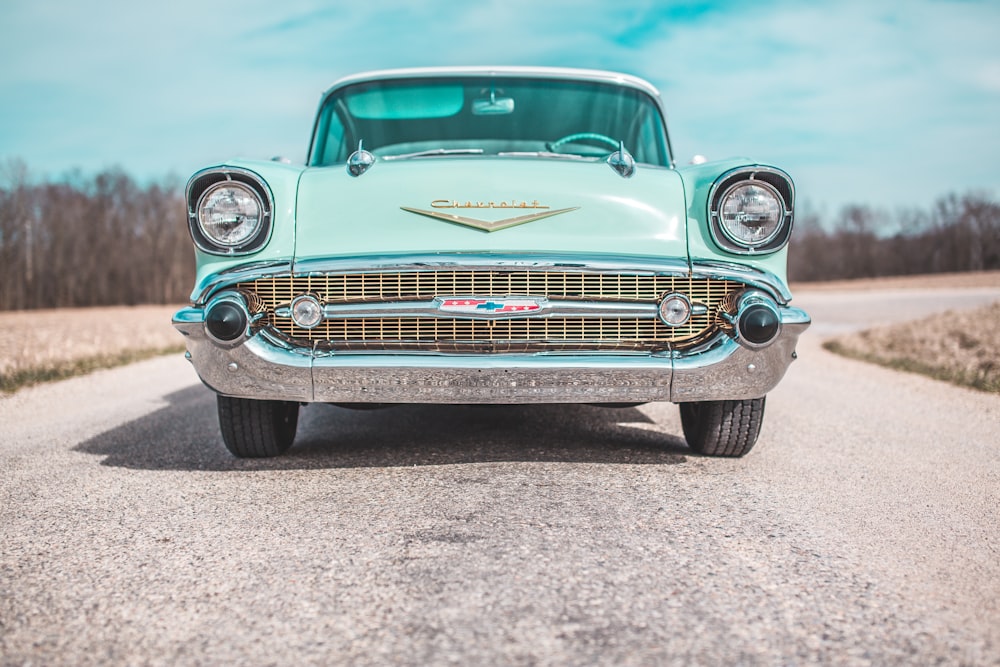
[
  {"left": 243, "top": 271, "right": 737, "bottom": 303},
  {"left": 238, "top": 270, "right": 744, "bottom": 352}
]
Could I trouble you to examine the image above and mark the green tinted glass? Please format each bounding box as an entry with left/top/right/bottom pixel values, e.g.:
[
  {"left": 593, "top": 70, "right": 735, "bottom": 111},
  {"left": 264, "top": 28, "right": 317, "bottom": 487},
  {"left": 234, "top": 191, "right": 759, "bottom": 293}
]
[
  {"left": 345, "top": 85, "right": 465, "bottom": 120},
  {"left": 310, "top": 76, "right": 670, "bottom": 167}
]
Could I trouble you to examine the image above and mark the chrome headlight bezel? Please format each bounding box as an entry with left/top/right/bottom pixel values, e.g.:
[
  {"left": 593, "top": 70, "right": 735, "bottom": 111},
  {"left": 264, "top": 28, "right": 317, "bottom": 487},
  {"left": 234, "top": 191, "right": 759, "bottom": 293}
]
[
  {"left": 186, "top": 167, "right": 274, "bottom": 255},
  {"left": 708, "top": 167, "right": 794, "bottom": 255}
]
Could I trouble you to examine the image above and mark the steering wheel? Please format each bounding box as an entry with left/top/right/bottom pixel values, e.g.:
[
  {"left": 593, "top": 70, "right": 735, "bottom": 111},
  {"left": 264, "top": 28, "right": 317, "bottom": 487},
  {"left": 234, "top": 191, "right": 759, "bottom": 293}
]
[{"left": 547, "top": 132, "right": 620, "bottom": 152}]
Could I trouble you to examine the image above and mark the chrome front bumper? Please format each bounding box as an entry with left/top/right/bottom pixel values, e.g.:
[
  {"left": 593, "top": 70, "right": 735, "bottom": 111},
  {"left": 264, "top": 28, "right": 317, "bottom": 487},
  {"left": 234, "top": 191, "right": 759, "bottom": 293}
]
[{"left": 173, "top": 306, "right": 810, "bottom": 403}]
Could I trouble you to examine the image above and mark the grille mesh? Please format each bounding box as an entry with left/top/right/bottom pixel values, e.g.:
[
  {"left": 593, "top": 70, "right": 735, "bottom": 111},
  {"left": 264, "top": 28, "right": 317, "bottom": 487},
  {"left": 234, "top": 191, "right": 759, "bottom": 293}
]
[{"left": 238, "top": 270, "right": 744, "bottom": 351}]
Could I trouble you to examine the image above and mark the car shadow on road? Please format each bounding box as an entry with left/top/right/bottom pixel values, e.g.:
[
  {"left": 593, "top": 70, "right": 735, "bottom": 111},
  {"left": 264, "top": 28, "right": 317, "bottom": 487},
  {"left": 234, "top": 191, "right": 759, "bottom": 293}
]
[{"left": 74, "top": 384, "right": 690, "bottom": 471}]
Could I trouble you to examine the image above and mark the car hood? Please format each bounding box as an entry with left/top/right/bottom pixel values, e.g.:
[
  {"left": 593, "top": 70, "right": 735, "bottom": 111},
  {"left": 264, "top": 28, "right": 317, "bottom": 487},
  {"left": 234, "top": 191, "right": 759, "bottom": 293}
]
[{"left": 293, "top": 158, "right": 689, "bottom": 265}]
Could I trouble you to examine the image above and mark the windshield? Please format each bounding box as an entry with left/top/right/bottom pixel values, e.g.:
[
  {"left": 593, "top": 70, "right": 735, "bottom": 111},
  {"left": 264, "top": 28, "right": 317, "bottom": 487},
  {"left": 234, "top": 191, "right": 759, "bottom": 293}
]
[{"left": 308, "top": 76, "right": 671, "bottom": 167}]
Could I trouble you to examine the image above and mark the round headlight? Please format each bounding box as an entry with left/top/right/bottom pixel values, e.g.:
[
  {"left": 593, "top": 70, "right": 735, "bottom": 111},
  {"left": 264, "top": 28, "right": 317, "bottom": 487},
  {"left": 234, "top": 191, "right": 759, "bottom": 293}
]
[
  {"left": 197, "top": 182, "right": 264, "bottom": 247},
  {"left": 718, "top": 181, "right": 784, "bottom": 248}
]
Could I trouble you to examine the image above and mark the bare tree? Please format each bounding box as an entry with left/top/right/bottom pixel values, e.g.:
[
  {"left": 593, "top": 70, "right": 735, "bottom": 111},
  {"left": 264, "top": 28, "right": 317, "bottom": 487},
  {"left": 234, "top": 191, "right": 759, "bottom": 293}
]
[
  {"left": 789, "top": 193, "right": 1000, "bottom": 283},
  {"left": 0, "top": 162, "right": 194, "bottom": 310},
  {"left": 1, "top": 160, "right": 997, "bottom": 306}
]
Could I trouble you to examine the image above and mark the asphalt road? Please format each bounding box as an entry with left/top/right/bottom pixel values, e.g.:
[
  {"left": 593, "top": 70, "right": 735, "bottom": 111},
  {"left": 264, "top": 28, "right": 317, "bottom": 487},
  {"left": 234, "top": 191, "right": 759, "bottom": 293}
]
[{"left": 2, "top": 286, "right": 999, "bottom": 666}]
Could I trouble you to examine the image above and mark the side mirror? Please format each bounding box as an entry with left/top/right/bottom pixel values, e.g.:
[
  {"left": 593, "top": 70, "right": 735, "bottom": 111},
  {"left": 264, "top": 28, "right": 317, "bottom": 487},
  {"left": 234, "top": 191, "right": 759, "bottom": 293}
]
[{"left": 347, "top": 140, "right": 375, "bottom": 177}]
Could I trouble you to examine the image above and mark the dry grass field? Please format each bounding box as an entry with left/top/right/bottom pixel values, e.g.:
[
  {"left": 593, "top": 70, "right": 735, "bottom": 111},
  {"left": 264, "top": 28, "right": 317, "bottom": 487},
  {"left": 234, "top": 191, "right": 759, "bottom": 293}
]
[
  {"left": 824, "top": 301, "right": 1000, "bottom": 393},
  {"left": 0, "top": 305, "right": 183, "bottom": 393},
  {"left": 1, "top": 271, "right": 998, "bottom": 394},
  {"left": 798, "top": 270, "right": 1000, "bottom": 393}
]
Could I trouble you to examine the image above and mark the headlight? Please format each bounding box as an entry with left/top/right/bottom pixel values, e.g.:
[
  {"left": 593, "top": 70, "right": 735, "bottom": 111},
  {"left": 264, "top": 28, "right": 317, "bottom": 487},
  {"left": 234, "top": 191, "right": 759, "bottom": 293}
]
[
  {"left": 718, "top": 182, "right": 783, "bottom": 247},
  {"left": 197, "top": 183, "right": 263, "bottom": 247},
  {"left": 186, "top": 168, "right": 274, "bottom": 255},
  {"left": 708, "top": 167, "right": 794, "bottom": 254}
]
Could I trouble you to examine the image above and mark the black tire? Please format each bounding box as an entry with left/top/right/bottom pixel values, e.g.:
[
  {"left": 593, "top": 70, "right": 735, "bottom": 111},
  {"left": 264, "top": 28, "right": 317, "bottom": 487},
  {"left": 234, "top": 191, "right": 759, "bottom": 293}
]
[
  {"left": 679, "top": 397, "right": 766, "bottom": 457},
  {"left": 217, "top": 395, "right": 299, "bottom": 458}
]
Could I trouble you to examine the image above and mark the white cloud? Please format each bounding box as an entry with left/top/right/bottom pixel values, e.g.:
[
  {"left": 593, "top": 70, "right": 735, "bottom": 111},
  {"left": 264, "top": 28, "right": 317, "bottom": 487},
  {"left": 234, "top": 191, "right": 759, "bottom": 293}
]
[
  {"left": 973, "top": 62, "right": 1000, "bottom": 93},
  {"left": 0, "top": 0, "right": 997, "bottom": 209},
  {"left": 628, "top": 1, "right": 1000, "bottom": 209}
]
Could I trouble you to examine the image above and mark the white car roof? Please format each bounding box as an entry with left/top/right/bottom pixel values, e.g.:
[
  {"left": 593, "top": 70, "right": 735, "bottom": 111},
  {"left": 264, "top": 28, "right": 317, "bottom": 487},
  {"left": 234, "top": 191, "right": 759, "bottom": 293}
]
[{"left": 321, "top": 66, "right": 663, "bottom": 101}]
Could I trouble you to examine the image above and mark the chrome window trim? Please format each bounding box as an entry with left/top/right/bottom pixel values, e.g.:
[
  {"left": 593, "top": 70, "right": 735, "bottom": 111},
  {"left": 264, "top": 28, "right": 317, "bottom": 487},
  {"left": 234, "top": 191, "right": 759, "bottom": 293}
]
[
  {"left": 320, "top": 66, "right": 665, "bottom": 107},
  {"left": 307, "top": 67, "right": 675, "bottom": 168}
]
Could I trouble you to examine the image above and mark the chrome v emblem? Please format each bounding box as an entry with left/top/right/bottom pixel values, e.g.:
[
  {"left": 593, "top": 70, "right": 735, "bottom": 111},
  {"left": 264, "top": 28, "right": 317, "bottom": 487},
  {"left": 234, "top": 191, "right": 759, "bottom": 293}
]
[{"left": 400, "top": 206, "right": 579, "bottom": 232}]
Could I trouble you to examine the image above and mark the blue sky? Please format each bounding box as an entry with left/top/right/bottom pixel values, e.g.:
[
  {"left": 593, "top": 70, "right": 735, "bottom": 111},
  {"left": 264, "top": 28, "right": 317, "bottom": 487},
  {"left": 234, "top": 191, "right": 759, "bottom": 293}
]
[{"left": 1, "top": 0, "right": 998, "bottom": 216}]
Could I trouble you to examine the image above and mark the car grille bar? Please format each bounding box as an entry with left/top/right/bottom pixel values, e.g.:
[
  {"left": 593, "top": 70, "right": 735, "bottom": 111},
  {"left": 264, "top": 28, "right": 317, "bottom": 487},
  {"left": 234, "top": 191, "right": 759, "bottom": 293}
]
[{"left": 237, "top": 269, "right": 745, "bottom": 352}]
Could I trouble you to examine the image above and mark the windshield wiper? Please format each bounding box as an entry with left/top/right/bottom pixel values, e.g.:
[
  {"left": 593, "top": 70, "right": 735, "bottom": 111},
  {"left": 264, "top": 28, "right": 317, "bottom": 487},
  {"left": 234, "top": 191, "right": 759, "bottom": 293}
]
[
  {"left": 382, "top": 148, "right": 485, "bottom": 160},
  {"left": 498, "top": 151, "right": 594, "bottom": 160}
]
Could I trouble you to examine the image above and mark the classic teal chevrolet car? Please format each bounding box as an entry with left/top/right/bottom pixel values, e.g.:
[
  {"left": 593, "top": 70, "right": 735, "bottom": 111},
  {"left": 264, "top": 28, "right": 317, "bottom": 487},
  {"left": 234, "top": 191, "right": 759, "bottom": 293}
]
[{"left": 173, "top": 67, "right": 810, "bottom": 458}]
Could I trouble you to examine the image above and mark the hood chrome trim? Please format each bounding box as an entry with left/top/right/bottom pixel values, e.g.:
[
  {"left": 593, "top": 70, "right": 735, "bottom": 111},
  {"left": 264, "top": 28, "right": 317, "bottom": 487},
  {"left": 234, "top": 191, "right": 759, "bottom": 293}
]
[{"left": 400, "top": 206, "right": 579, "bottom": 232}]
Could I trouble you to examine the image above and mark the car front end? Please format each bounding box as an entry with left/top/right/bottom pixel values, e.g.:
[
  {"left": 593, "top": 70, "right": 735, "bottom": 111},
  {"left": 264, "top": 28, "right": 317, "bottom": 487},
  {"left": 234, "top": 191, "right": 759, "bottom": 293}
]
[{"left": 173, "top": 67, "right": 809, "bottom": 458}]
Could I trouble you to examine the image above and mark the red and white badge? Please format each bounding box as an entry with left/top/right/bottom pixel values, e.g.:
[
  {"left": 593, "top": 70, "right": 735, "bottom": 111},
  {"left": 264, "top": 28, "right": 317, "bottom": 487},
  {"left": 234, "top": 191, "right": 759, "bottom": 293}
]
[{"left": 437, "top": 298, "right": 543, "bottom": 315}]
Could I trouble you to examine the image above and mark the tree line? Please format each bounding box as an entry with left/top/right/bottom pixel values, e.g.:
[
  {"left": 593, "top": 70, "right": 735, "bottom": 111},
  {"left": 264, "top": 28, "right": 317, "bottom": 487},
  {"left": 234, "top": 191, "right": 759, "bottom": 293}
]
[
  {"left": 788, "top": 192, "right": 1000, "bottom": 281},
  {"left": 1, "top": 159, "right": 998, "bottom": 310},
  {"left": 0, "top": 160, "right": 193, "bottom": 310}
]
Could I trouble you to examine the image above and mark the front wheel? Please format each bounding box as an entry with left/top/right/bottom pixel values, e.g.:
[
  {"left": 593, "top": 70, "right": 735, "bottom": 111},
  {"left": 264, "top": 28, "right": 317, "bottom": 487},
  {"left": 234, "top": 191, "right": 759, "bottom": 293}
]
[
  {"left": 679, "top": 397, "right": 766, "bottom": 457},
  {"left": 217, "top": 395, "right": 299, "bottom": 458}
]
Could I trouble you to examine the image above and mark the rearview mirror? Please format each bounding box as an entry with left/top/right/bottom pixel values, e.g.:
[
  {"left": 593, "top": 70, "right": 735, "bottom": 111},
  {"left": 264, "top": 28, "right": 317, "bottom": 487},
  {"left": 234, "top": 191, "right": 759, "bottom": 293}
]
[{"left": 472, "top": 88, "right": 515, "bottom": 115}]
